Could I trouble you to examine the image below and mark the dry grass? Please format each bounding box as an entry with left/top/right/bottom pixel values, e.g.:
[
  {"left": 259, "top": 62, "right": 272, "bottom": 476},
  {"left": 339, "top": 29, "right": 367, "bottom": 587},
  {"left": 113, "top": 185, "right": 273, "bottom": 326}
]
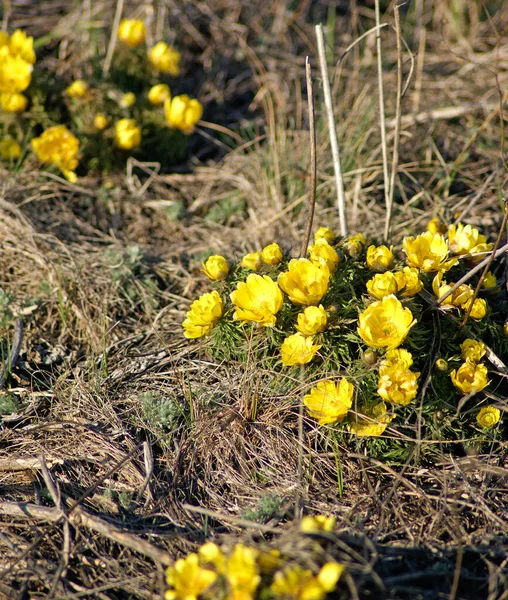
[{"left": 0, "top": 1, "right": 507, "bottom": 599}]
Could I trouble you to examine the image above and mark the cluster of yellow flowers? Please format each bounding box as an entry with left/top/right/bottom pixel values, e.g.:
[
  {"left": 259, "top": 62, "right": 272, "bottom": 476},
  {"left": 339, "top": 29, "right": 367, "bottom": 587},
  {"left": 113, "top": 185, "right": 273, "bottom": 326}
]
[
  {"left": 182, "top": 219, "right": 505, "bottom": 439},
  {"left": 165, "top": 526, "right": 344, "bottom": 600}
]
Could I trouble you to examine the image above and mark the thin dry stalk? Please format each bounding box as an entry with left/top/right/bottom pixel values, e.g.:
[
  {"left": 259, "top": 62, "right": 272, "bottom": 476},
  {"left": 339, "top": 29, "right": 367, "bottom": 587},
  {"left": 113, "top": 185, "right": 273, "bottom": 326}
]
[
  {"left": 103, "top": 0, "right": 125, "bottom": 76},
  {"left": 315, "top": 24, "right": 348, "bottom": 237}
]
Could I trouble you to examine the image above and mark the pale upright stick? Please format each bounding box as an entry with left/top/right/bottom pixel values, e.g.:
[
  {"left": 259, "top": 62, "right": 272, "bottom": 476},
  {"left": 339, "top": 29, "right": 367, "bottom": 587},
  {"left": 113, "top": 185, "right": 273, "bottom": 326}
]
[{"left": 103, "top": 0, "right": 125, "bottom": 76}]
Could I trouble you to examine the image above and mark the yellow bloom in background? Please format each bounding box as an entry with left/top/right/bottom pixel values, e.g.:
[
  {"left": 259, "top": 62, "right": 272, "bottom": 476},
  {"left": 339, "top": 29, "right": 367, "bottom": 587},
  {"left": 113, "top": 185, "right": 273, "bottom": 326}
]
[
  {"left": 366, "top": 271, "right": 398, "bottom": 299},
  {"left": 314, "top": 226, "right": 334, "bottom": 243},
  {"left": 93, "top": 113, "right": 109, "bottom": 130},
  {"left": 296, "top": 305, "right": 327, "bottom": 335},
  {"left": 377, "top": 363, "right": 419, "bottom": 405},
  {"left": 476, "top": 406, "right": 500, "bottom": 428},
  {"left": 0, "top": 48, "right": 33, "bottom": 93},
  {"left": 403, "top": 231, "right": 456, "bottom": 272},
  {"left": 448, "top": 223, "right": 492, "bottom": 256},
  {"left": 347, "top": 403, "right": 394, "bottom": 437},
  {"left": 343, "top": 233, "right": 366, "bottom": 257},
  {"left": 1, "top": 92, "right": 28, "bottom": 112},
  {"left": 198, "top": 542, "right": 226, "bottom": 574},
  {"left": 427, "top": 217, "right": 447, "bottom": 235},
  {"left": 317, "top": 562, "right": 345, "bottom": 593},
  {"left": 278, "top": 258, "right": 330, "bottom": 306},
  {"left": 241, "top": 252, "right": 262, "bottom": 271},
  {"left": 226, "top": 544, "right": 260, "bottom": 600},
  {"left": 119, "top": 91, "right": 136, "bottom": 108},
  {"left": 164, "top": 95, "right": 203, "bottom": 134},
  {"left": 504, "top": 321, "right": 508, "bottom": 337},
  {"left": 394, "top": 267, "right": 423, "bottom": 298},
  {"left": 165, "top": 553, "right": 217, "bottom": 600},
  {"left": 366, "top": 244, "right": 394, "bottom": 272},
  {"left": 230, "top": 274, "right": 283, "bottom": 327},
  {"left": 357, "top": 295, "right": 415, "bottom": 350},
  {"left": 201, "top": 255, "right": 229, "bottom": 281},
  {"left": 308, "top": 239, "right": 339, "bottom": 274},
  {"left": 65, "top": 79, "right": 88, "bottom": 98},
  {"left": 303, "top": 379, "right": 353, "bottom": 425},
  {"left": 281, "top": 333, "right": 321, "bottom": 366},
  {"left": 463, "top": 297, "right": 487, "bottom": 320},
  {"left": 0, "top": 137, "right": 21, "bottom": 160},
  {"left": 149, "top": 41, "right": 181, "bottom": 75},
  {"left": 271, "top": 565, "right": 321, "bottom": 600},
  {"left": 300, "top": 514, "right": 336, "bottom": 533},
  {"left": 383, "top": 348, "right": 413, "bottom": 368},
  {"left": 118, "top": 19, "right": 146, "bottom": 48},
  {"left": 257, "top": 549, "right": 282, "bottom": 574},
  {"left": 460, "top": 339, "right": 486, "bottom": 362},
  {"left": 261, "top": 242, "right": 283, "bottom": 265},
  {"left": 148, "top": 83, "right": 171, "bottom": 105},
  {"left": 115, "top": 118, "right": 141, "bottom": 150},
  {"left": 8, "top": 29, "right": 36, "bottom": 64},
  {"left": 482, "top": 271, "right": 497, "bottom": 289},
  {"left": 182, "top": 290, "right": 223, "bottom": 339},
  {"left": 450, "top": 361, "right": 489, "bottom": 394},
  {"left": 31, "top": 125, "right": 79, "bottom": 182}
]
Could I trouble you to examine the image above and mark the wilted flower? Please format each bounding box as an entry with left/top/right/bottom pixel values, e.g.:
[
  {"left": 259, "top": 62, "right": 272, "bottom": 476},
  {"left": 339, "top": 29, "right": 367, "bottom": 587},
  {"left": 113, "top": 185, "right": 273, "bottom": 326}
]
[
  {"left": 300, "top": 514, "right": 336, "bottom": 533},
  {"left": 366, "top": 245, "right": 394, "bottom": 272},
  {"left": 93, "top": 113, "right": 109, "bottom": 130},
  {"left": 377, "top": 362, "right": 419, "bottom": 405},
  {"left": 32, "top": 125, "right": 79, "bottom": 182},
  {"left": 261, "top": 243, "right": 283, "bottom": 265},
  {"left": 164, "top": 95, "right": 203, "bottom": 134},
  {"left": 448, "top": 223, "right": 492, "bottom": 256},
  {"left": 463, "top": 297, "right": 487, "bottom": 320},
  {"left": 226, "top": 544, "right": 260, "bottom": 599},
  {"left": 201, "top": 255, "right": 228, "bottom": 281},
  {"left": 66, "top": 80, "right": 88, "bottom": 98},
  {"left": 308, "top": 239, "right": 339, "bottom": 274},
  {"left": 460, "top": 339, "right": 486, "bottom": 362},
  {"left": 230, "top": 274, "right": 283, "bottom": 326},
  {"left": 450, "top": 361, "right": 489, "bottom": 394},
  {"left": 149, "top": 41, "right": 181, "bottom": 75},
  {"left": 476, "top": 406, "right": 500, "bottom": 428},
  {"left": 314, "top": 226, "right": 334, "bottom": 243},
  {"left": 357, "top": 295, "right": 416, "bottom": 350},
  {"left": 241, "top": 252, "right": 262, "bottom": 271},
  {"left": 0, "top": 48, "right": 33, "bottom": 93},
  {"left": 118, "top": 19, "right": 146, "bottom": 47},
  {"left": 281, "top": 333, "right": 321, "bottom": 366},
  {"left": 403, "top": 232, "right": 456, "bottom": 272},
  {"left": 435, "top": 358, "right": 448, "bottom": 372},
  {"left": 119, "top": 91, "right": 136, "bottom": 108},
  {"left": 165, "top": 553, "right": 217, "bottom": 600},
  {"left": 296, "top": 305, "right": 327, "bottom": 335},
  {"left": 366, "top": 272, "right": 398, "bottom": 299},
  {"left": 394, "top": 267, "right": 423, "bottom": 297},
  {"left": 343, "top": 233, "right": 366, "bottom": 257},
  {"left": 0, "top": 137, "right": 21, "bottom": 160},
  {"left": 347, "top": 403, "right": 394, "bottom": 437},
  {"left": 278, "top": 258, "right": 330, "bottom": 306},
  {"left": 1, "top": 92, "right": 27, "bottom": 112},
  {"left": 148, "top": 83, "right": 171, "bottom": 105},
  {"left": 115, "top": 118, "right": 141, "bottom": 150},
  {"left": 482, "top": 272, "right": 497, "bottom": 289},
  {"left": 182, "top": 290, "right": 223, "bottom": 339},
  {"left": 427, "top": 217, "right": 447, "bottom": 235},
  {"left": 303, "top": 379, "right": 353, "bottom": 424}
]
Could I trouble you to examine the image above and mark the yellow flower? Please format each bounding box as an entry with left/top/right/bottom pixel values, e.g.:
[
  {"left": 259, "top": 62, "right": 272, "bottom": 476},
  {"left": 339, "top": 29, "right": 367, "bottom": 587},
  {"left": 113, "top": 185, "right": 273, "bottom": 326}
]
[
  {"left": 460, "top": 339, "right": 486, "bottom": 362},
  {"left": 300, "top": 515, "right": 336, "bottom": 533},
  {"left": 482, "top": 271, "right": 497, "bottom": 290},
  {"left": 432, "top": 272, "right": 455, "bottom": 305},
  {"left": 314, "top": 227, "right": 334, "bottom": 243},
  {"left": 296, "top": 305, "right": 327, "bottom": 335},
  {"left": 0, "top": 137, "right": 21, "bottom": 160},
  {"left": 435, "top": 358, "right": 448, "bottom": 372},
  {"left": 343, "top": 233, "right": 366, "bottom": 257},
  {"left": 377, "top": 363, "right": 419, "bottom": 405},
  {"left": 317, "top": 563, "right": 345, "bottom": 593},
  {"left": 119, "top": 91, "right": 136, "bottom": 108},
  {"left": 366, "top": 272, "right": 398, "bottom": 299},
  {"left": 383, "top": 348, "right": 413, "bottom": 368},
  {"left": 66, "top": 80, "right": 88, "bottom": 98},
  {"left": 149, "top": 41, "right": 181, "bottom": 75},
  {"left": 241, "top": 252, "right": 262, "bottom": 271},
  {"left": 93, "top": 113, "right": 109, "bottom": 130},
  {"left": 451, "top": 284, "right": 474, "bottom": 308},
  {"left": 448, "top": 223, "right": 492, "bottom": 256},
  {"left": 226, "top": 544, "right": 260, "bottom": 600},
  {"left": 261, "top": 243, "right": 283, "bottom": 265},
  {"left": 0, "top": 47, "right": 33, "bottom": 93},
  {"left": 505, "top": 322, "right": 508, "bottom": 337},
  {"left": 201, "top": 255, "right": 229, "bottom": 281},
  {"left": 1, "top": 92, "right": 28, "bottom": 112},
  {"left": 165, "top": 553, "right": 217, "bottom": 600},
  {"left": 347, "top": 403, "right": 394, "bottom": 437},
  {"left": 271, "top": 562, "right": 343, "bottom": 600},
  {"left": 427, "top": 217, "right": 447, "bottom": 235},
  {"left": 476, "top": 406, "right": 500, "bottom": 428},
  {"left": 357, "top": 295, "right": 416, "bottom": 350},
  {"left": 230, "top": 274, "right": 283, "bottom": 327},
  {"left": 182, "top": 290, "right": 223, "bottom": 338},
  {"left": 148, "top": 83, "right": 171, "bottom": 105},
  {"left": 403, "top": 232, "right": 456, "bottom": 272},
  {"left": 118, "top": 19, "right": 146, "bottom": 47},
  {"left": 164, "top": 95, "right": 203, "bottom": 134},
  {"left": 366, "top": 245, "right": 394, "bottom": 272},
  {"left": 281, "top": 333, "right": 321, "bottom": 366},
  {"left": 308, "top": 239, "right": 339, "bottom": 274},
  {"left": 462, "top": 297, "right": 487, "bottom": 320},
  {"left": 198, "top": 542, "right": 226, "bottom": 574},
  {"left": 31, "top": 125, "right": 79, "bottom": 182},
  {"left": 278, "top": 258, "right": 330, "bottom": 306},
  {"left": 394, "top": 267, "right": 423, "bottom": 298},
  {"left": 257, "top": 549, "right": 282, "bottom": 574},
  {"left": 115, "top": 118, "right": 141, "bottom": 150},
  {"left": 303, "top": 379, "right": 353, "bottom": 425},
  {"left": 450, "top": 361, "right": 489, "bottom": 394},
  {"left": 8, "top": 29, "right": 35, "bottom": 64}
]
